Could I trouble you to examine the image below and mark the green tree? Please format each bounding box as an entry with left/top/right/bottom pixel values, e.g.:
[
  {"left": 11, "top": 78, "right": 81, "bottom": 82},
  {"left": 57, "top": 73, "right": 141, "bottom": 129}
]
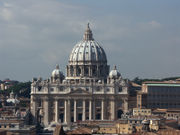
[{"left": 6, "top": 81, "right": 31, "bottom": 98}]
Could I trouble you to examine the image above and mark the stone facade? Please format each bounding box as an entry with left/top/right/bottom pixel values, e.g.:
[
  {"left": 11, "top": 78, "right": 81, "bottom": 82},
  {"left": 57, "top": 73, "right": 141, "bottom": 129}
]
[{"left": 30, "top": 24, "right": 129, "bottom": 127}]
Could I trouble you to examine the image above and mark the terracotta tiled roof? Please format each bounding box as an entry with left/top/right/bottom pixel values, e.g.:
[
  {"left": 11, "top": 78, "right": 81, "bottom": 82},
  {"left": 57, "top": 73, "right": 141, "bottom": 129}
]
[{"left": 67, "top": 127, "right": 92, "bottom": 135}]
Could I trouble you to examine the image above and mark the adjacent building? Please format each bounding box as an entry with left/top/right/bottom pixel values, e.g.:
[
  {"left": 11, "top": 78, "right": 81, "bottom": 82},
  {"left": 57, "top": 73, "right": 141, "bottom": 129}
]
[{"left": 137, "top": 80, "right": 180, "bottom": 109}]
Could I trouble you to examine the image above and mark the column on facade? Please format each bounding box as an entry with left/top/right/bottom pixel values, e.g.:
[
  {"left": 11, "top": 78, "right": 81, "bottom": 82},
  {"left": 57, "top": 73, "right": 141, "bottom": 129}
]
[
  {"left": 123, "top": 99, "right": 128, "bottom": 113},
  {"left": 82, "top": 100, "right": 86, "bottom": 121},
  {"left": 93, "top": 100, "right": 96, "bottom": 120},
  {"left": 64, "top": 100, "right": 67, "bottom": 123},
  {"left": 55, "top": 99, "right": 59, "bottom": 123},
  {"left": 64, "top": 99, "right": 71, "bottom": 124},
  {"left": 74, "top": 100, "right": 77, "bottom": 122},
  {"left": 89, "top": 100, "right": 92, "bottom": 120},
  {"left": 101, "top": 99, "right": 104, "bottom": 120},
  {"left": 110, "top": 100, "right": 115, "bottom": 120},
  {"left": 67, "top": 100, "right": 71, "bottom": 123},
  {"left": 44, "top": 97, "right": 50, "bottom": 126}
]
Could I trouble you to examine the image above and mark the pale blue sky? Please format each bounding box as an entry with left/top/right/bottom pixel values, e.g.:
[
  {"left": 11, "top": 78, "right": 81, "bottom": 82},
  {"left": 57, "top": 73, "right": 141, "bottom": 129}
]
[{"left": 0, "top": 0, "right": 179, "bottom": 81}]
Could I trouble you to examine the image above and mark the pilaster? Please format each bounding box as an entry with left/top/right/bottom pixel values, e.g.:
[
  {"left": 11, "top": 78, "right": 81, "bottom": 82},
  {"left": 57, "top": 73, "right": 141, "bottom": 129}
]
[
  {"left": 44, "top": 97, "right": 50, "bottom": 126},
  {"left": 30, "top": 95, "right": 37, "bottom": 124},
  {"left": 110, "top": 100, "right": 115, "bottom": 120}
]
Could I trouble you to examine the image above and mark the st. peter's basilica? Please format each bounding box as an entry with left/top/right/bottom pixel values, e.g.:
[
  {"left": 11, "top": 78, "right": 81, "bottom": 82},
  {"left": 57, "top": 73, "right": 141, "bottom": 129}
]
[{"left": 30, "top": 24, "right": 129, "bottom": 127}]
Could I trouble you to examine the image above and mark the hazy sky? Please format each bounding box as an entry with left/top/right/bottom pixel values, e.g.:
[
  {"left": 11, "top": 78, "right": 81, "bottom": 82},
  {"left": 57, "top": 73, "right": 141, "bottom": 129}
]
[{"left": 0, "top": 0, "right": 180, "bottom": 81}]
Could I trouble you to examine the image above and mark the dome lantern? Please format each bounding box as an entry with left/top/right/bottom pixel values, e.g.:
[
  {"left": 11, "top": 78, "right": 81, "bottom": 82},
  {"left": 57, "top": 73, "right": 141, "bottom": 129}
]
[
  {"left": 83, "top": 23, "right": 94, "bottom": 41},
  {"left": 56, "top": 64, "right": 59, "bottom": 70}
]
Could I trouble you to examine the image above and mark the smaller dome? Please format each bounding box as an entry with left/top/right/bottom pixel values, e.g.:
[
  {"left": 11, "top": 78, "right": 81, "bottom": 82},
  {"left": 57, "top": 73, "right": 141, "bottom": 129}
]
[
  {"left": 52, "top": 64, "right": 63, "bottom": 77},
  {"left": 109, "top": 65, "right": 121, "bottom": 79},
  {"left": 7, "top": 92, "right": 19, "bottom": 104}
]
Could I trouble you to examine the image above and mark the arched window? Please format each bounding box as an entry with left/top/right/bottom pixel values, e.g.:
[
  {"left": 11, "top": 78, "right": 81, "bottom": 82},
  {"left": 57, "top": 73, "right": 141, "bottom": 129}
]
[
  {"left": 77, "top": 66, "right": 81, "bottom": 76},
  {"left": 84, "top": 66, "right": 89, "bottom": 76},
  {"left": 99, "top": 65, "right": 103, "bottom": 76},
  {"left": 92, "top": 65, "right": 97, "bottom": 76},
  {"left": 70, "top": 66, "right": 74, "bottom": 76}
]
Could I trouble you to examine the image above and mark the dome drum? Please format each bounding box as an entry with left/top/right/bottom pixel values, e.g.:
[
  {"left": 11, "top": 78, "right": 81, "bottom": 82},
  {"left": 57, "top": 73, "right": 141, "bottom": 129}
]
[{"left": 66, "top": 64, "right": 109, "bottom": 79}]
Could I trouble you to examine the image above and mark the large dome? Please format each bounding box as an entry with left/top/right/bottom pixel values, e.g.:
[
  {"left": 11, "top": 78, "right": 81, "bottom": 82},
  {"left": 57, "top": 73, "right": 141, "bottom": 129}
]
[
  {"left": 66, "top": 24, "right": 110, "bottom": 80},
  {"left": 69, "top": 23, "right": 107, "bottom": 64}
]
